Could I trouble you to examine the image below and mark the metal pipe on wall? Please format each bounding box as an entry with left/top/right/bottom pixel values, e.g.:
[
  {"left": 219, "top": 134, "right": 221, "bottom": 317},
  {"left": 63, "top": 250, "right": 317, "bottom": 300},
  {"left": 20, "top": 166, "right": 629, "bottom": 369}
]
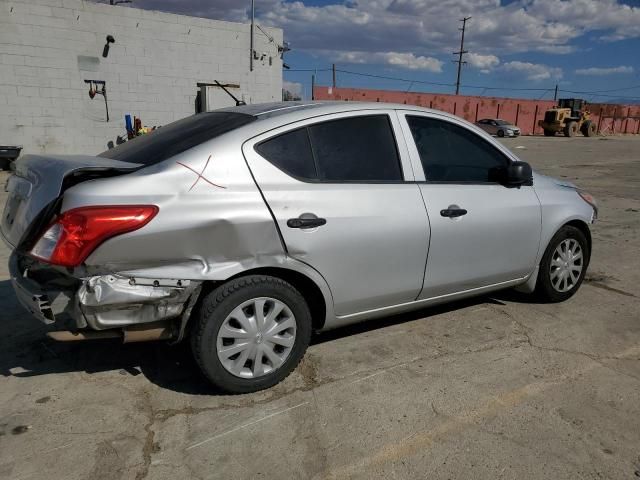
[{"left": 249, "top": 0, "right": 255, "bottom": 72}]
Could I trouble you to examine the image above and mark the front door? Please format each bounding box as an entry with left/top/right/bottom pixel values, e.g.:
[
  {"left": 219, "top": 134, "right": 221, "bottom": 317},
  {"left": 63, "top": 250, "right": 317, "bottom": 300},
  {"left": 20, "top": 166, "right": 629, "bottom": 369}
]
[
  {"left": 399, "top": 112, "right": 542, "bottom": 299},
  {"left": 243, "top": 111, "right": 430, "bottom": 316}
]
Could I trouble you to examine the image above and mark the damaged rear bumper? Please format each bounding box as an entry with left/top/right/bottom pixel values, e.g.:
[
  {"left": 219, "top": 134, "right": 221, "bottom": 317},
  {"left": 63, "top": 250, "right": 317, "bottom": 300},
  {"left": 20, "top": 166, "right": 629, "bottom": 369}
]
[
  {"left": 78, "top": 275, "right": 200, "bottom": 330},
  {"left": 9, "top": 253, "right": 77, "bottom": 324},
  {"left": 9, "top": 253, "right": 201, "bottom": 336}
]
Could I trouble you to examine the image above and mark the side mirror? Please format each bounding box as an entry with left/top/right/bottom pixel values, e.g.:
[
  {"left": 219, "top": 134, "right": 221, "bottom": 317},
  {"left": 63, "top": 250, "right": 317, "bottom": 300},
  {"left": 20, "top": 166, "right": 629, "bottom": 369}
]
[{"left": 505, "top": 161, "right": 532, "bottom": 186}]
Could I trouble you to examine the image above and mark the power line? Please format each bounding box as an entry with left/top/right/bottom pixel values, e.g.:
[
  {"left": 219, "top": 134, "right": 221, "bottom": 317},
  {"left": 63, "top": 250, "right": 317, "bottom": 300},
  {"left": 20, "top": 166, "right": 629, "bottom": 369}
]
[
  {"left": 536, "top": 89, "right": 552, "bottom": 101},
  {"left": 286, "top": 68, "right": 332, "bottom": 72},
  {"left": 335, "top": 68, "right": 455, "bottom": 87},
  {"left": 462, "top": 84, "right": 549, "bottom": 92},
  {"left": 335, "top": 69, "right": 549, "bottom": 91},
  {"left": 284, "top": 64, "right": 640, "bottom": 100},
  {"left": 559, "top": 89, "right": 640, "bottom": 100},
  {"left": 567, "top": 84, "right": 640, "bottom": 94}
]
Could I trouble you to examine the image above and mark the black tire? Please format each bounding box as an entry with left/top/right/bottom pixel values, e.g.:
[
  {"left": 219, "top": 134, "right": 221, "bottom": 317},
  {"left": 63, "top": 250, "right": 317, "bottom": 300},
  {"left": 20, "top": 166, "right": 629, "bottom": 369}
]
[
  {"left": 0, "top": 158, "right": 9, "bottom": 171},
  {"left": 535, "top": 225, "right": 590, "bottom": 303},
  {"left": 582, "top": 120, "right": 596, "bottom": 137},
  {"left": 191, "top": 275, "right": 312, "bottom": 393},
  {"left": 543, "top": 129, "right": 555, "bottom": 137},
  {"left": 563, "top": 121, "right": 577, "bottom": 137},
  {"left": 497, "top": 129, "right": 505, "bottom": 138}
]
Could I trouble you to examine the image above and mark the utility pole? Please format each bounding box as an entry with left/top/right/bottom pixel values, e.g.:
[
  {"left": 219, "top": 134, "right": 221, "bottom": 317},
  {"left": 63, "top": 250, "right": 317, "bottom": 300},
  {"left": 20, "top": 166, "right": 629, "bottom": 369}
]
[
  {"left": 332, "top": 63, "right": 336, "bottom": 89},
  {"left": 553, "top": 84, "right": 558, "bottom": 102},
  {"left": 453, "top": 16, "right": 471, "bottom": 95},
  {"left": 249, "top": 0, "right": 255, "bottom": 72}
]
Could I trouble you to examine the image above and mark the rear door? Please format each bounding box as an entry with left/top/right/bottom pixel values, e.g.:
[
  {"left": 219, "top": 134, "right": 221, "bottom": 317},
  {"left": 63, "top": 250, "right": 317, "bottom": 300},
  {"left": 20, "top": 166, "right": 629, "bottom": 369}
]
[
  {"left": 398, "top": 111, "right": 542, "bottom": 299},
  {"left": 243, "top": 110, "right": 430, "bottom": 316}
]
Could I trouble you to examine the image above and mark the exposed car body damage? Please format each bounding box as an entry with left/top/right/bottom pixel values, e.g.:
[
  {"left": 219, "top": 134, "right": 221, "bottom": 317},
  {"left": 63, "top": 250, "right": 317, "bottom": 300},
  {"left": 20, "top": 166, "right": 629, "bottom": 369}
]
[
  {"left": 78, "top": 275, "right": 201, "bottom": 330},
  {"left": 9, "top": 252, "right": 203, "bottom": 333}
]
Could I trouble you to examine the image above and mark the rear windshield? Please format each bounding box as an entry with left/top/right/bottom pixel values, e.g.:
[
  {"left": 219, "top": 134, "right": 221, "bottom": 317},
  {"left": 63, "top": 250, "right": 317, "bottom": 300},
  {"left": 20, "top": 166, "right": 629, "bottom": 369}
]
[{"left": 98, "top": 112, "right": 256, "bottom": 165}]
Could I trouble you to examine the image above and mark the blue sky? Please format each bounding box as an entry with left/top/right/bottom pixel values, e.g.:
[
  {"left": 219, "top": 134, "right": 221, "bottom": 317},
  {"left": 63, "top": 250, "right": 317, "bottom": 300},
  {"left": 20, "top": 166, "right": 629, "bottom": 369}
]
[{"left": 113, "top": 0, "right": 640, "bottom": 102}]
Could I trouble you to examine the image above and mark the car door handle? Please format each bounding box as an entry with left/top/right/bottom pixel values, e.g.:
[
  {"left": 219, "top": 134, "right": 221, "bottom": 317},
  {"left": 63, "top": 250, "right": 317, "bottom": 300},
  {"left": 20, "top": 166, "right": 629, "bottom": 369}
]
[
  {"left": 287, "top": 216, "right": 327, "bottom": 229},
  {"left": 440, "top": 208, "right": 467, "bottom": 218}
]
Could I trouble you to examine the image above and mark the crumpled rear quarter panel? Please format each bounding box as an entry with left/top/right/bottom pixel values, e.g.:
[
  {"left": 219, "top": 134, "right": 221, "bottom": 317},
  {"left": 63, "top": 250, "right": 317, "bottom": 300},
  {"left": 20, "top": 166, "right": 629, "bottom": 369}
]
[{"left": 61, "top": 137, "right": 286, "bottom": 280}]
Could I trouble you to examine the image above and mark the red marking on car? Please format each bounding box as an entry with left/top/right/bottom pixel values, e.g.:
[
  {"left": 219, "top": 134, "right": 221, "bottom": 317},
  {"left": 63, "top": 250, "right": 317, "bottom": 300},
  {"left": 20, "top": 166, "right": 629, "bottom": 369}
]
[{"left": 176, "top": 155, "right": 226, "bottom": 190}]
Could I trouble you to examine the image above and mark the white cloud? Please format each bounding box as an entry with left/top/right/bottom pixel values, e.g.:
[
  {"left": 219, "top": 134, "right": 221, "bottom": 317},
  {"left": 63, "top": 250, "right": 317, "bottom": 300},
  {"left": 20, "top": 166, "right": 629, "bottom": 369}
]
[
  {"left": 336, "top": 51, "right": 443, "bottom": 72},
  {"left": 500, "top": 61, "right": 563, "bottom": 81},
  {"left": 108, "top": 0, "right": 640, "bottom": 80},
  {"left": 283, "top": 80, "right": 303, "bottom": 96},
  {"left": 575, "top": 65, "right": 634, "bottom": 75},
  {"left": 524, "top": 0, "right": 640, "bottom": 42},
  {"left": 126, "top": 0, "right": 251, "bottom": 22},
  {"left": 466, "top": 53, "right": 500, "bottom": 73},
  {"left": 254, "top": 0, "right": 640, "bottom": 59}
]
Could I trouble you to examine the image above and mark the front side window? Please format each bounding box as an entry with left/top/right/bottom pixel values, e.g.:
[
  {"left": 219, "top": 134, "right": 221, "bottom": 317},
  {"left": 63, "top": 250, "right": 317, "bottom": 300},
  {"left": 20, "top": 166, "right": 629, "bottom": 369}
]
[
  {"left": 406, "top": 116, "right": 509, "bottom": 183},
  {"left": 255, "top": 114, "right": 403, "bottom": 182}
]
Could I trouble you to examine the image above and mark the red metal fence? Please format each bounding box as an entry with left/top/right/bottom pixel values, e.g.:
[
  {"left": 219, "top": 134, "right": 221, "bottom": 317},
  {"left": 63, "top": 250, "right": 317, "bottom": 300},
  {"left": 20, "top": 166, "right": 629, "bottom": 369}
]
[{"left": 314, "top": 86, "right": 640, "bottom": 136}]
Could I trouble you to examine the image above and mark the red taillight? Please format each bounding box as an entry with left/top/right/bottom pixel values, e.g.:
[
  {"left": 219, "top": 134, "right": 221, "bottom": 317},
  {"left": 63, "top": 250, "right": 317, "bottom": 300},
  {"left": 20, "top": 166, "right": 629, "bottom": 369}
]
[{"left": 30, "top": 205, "right": 158, "bottom": 267}]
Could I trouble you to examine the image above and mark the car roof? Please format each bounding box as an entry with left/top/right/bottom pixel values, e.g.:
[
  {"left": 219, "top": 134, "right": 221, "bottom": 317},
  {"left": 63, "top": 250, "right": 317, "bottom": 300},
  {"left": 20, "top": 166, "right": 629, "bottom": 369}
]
[
  {"left": 176, "top": 101, "right": 522, "bottom": 167},
  {"left": 220, "top": 100, "right": 445, "bottom": 120},
  {"left": 217, "top": 101, "right": 466, "bottom": 137}
]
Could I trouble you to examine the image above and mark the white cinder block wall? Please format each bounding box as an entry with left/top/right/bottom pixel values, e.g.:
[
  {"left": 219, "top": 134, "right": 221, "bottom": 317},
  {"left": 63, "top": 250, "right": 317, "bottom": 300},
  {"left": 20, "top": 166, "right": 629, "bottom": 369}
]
[{"left": 0, "top": 0, "right": 283, "bottom": 154}]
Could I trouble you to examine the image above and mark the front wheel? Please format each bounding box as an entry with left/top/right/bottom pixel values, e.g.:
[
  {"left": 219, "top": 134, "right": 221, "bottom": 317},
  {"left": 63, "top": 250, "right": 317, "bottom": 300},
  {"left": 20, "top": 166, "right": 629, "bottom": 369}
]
[
  {"left": 535, "top": 225, "right": 590, "bottom": 302},
  {"left": 564, "top": 121, "right": 578, "bottom": 137},
  {"left": 497, "top": 129, "right": 505, "bottom": 138},
  {"left": 543, "top": 129, "right": 555, "bottom": 137},
  {"left": 191, "top": 275, "right": 312, "bottom": 393}
]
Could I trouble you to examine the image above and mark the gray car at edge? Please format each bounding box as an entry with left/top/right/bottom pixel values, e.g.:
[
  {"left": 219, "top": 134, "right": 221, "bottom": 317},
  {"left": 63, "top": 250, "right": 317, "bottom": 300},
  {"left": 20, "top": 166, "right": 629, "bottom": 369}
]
[{"left": 1, "top": 102, "right": 597, "bottom": 393}]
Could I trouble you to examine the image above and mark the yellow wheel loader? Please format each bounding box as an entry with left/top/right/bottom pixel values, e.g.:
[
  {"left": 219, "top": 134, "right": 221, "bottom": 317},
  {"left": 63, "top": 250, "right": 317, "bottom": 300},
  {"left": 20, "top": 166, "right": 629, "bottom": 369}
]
[{"left": 538, "top": 98, "right": 597, "bottom": 137}]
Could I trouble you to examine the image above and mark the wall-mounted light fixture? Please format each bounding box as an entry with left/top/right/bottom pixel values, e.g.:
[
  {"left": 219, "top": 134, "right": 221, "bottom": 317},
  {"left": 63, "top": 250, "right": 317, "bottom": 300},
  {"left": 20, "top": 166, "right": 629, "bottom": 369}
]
[{"left": 102, "top": 35, "right": 115, "bottom": 58}]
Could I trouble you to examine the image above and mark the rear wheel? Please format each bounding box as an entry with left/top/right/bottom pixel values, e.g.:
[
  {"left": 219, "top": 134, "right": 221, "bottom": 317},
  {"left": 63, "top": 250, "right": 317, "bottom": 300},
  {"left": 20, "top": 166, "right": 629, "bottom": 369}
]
[
  {"left": 543, "top": 129, "right": 555, "bottom": 137},
  {"left": 563, "top": 121, "right": 578, "bottom": 137},
  {"left": 581, "top": 120, "right": 596, "bottom": 137},
  {"left": 535, "top": 225, "right": 589, "bottom": 302},
  {"left": 191, "top": 275, "right": 312, "bottom": 393}
]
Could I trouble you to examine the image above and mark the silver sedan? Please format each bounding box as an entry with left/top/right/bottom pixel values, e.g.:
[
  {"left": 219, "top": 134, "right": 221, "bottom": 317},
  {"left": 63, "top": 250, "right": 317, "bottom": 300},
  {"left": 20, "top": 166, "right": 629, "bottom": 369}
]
[
  {"left": 1, "top": 102, "right": 597, "bottom": 393},
  {"left": 476, "top": 118, "right": 521, "bottom": 137}
]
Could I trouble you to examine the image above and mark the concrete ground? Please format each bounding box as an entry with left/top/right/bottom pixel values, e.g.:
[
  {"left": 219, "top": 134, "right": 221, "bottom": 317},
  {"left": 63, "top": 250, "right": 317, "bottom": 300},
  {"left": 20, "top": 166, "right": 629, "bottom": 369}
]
[{"left": 1, "top": 135, "right": 639, "bottom": 480}]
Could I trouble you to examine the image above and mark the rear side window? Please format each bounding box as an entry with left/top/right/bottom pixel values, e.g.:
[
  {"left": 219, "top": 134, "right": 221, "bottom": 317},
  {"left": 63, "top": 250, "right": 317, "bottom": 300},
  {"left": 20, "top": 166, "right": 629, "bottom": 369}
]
[
  {"left": 254, "top": 128, "right": 317, "bottom": 179},
  {"left": 406, "top": 116, "right": 509, "bottom": 182},
  {"left": 255, "top": 115, "right": 403, "bottom": 182},
  {"left": 99, "top": 112, "right": 255, "bottom": 165}
]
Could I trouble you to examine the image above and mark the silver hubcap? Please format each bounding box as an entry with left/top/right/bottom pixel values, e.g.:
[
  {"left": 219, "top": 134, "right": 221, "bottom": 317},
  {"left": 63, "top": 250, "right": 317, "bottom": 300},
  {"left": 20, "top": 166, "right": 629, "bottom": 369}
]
[
  {"left": 550, "top": 238, "right": 583, "bottom": 293},
  {"left": 216, "top": 297, "right": 297, "bottom": 379}
]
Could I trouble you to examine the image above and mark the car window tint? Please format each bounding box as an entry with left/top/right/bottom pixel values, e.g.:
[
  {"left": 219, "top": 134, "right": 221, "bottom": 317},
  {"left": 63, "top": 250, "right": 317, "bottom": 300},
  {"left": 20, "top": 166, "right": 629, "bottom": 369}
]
[
  {"left": 308, "top": 115, "right": 403, "bottom": 182},
  {"left": 99, "top": 112, "right": 255, "bottom": 165},
  {"left": 255, "top": 127, "right": 317, "bottom": 179},
  {"left": 407, "top": 116, "right": 509, "bottom": 182}
]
